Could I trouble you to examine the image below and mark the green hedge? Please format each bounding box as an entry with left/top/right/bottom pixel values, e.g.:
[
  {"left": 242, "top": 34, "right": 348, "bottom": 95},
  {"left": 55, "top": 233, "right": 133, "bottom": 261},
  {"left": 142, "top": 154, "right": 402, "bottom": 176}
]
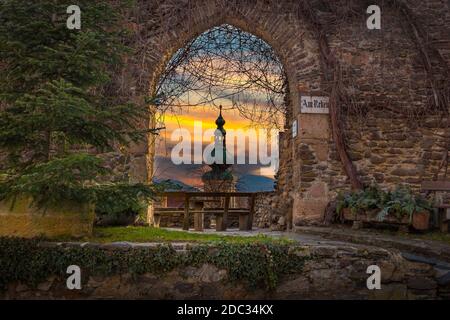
[{"left": 0, "top": 238, "right": 309, "bottom": 291}]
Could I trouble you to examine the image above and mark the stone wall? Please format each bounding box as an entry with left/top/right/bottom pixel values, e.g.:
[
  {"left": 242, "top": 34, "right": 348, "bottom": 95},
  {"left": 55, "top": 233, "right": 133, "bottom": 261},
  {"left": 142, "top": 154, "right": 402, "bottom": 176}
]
[
  {"left": 3, "top": 0, "right": 448, "bottom": 231},
  {"left": 3, "top": 242, "right": 450, "bottom": 300},
  {"left": 324, "top": 0, "right": 450, "bottom": 195},
  {"left": 110, "top": 0, "right": 449, "bottom": 228},
  {"left": 285, "top": 0, "right": 450, "bottom": 226},
  {"left": 253, "top": 192, "right": 291, "bottom": 230}
]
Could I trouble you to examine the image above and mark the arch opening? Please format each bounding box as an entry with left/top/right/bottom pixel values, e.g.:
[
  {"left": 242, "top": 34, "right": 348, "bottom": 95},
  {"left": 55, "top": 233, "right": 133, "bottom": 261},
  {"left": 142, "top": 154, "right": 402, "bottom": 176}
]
[{"left": 150, "top": 24, "right": 292, "bottom": 195}]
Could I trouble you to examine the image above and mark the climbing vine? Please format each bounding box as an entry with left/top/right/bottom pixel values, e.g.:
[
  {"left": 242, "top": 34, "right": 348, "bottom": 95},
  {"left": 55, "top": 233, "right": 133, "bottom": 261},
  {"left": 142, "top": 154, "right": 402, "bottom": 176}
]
[
  {"left": 0, "top": 238, "right": 310, "bottom": 292},
  {"left": 297, "top": 0, "right": 449, "bottom": 187},
  {"left": 392, "top": 0, "right": 450, "bottom": 180},
  {"left": 298, "top": 0, "right": 364, "bottom": 190},
  {"left": 112, "top": 0, "right": 449, "bottom": 190}
]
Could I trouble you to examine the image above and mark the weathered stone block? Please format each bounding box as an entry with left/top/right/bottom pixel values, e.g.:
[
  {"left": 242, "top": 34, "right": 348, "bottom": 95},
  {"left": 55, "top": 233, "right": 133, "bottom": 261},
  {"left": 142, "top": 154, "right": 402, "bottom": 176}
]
[
  {"left": 298, "top": 114, "right": 330, "bottom": 140},
  {"left": 293, "top": 198, "right": 328, "bottom": 224},
  {"left": 370, "top": 154, "right": 386, "bottom": 165},
  {"left": 0, "top": 197, "right": 94, "bottom": 238},
  {"left": 369, "top": 284, "right": 408, "bottom": 300},
  {"left": 312, "top": 143, "right": 329, "bottom": 162},
  {"left": 391, "top": 165, "right": 420, "bottom": 177},
  {"left": 308, "top": 182, "right": 327, "bottom": 198},
  {"left": 408, "top": 276, "right": 437, "bottom": 290}
]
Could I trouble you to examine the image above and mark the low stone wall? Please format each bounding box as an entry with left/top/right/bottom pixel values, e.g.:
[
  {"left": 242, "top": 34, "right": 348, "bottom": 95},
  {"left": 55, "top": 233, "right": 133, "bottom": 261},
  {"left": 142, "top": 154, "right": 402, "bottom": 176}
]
[
  {"left": 2, "top": 242, "right": 450, "bottom": 300},
  {"left": 0, "top": 198, "right": 94, "bottom": 238}
]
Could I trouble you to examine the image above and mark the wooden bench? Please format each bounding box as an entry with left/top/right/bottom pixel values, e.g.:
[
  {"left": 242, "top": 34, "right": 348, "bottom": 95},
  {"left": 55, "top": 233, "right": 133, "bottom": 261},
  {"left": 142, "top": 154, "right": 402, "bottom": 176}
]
[
  {"left": 153, "top": 192, "right": 256, "bottom": 232},
  {"left": 421, "top": 181, "right": 450, "bottom": 232},
  {"left": 202, "top": 207, "right": 253, "bottom": 231}
]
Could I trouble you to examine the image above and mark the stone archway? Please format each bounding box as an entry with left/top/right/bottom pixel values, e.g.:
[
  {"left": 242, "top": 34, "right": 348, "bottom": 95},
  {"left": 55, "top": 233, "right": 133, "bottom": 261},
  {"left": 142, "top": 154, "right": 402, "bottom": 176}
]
[
  {"left": 122, "top": 2, "right": 329, "bottom": 228},
  {"left": 114, "top": 0, "right": 450, "bottom": 229}
]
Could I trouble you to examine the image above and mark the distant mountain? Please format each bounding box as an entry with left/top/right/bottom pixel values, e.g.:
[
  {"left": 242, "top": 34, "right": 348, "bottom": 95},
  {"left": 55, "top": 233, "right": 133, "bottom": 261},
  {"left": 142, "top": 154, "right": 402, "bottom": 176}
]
[
  {"left": 153, "top": 175, "right": 275, "bottom": 192},
  {"left": 236, "top": 174, "right": 275, "bottom": 192},
  {"left": 152, "top": 178, "right": 199, "bottom": 192}
]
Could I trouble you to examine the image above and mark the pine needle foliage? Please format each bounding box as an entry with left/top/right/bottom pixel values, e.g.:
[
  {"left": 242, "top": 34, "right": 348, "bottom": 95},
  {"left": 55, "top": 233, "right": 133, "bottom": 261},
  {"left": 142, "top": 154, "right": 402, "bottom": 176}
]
[{"left": 0, "top": 0, "right": 159, "bottom": 213}]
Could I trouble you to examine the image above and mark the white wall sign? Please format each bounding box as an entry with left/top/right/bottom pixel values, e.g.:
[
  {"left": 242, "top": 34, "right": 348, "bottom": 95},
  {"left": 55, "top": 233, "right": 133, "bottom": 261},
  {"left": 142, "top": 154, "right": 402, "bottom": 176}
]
[
  {"left": 300, "top": 95, "right": 330, "bottom": 114},
  {"left": 292, "top": 120, "right": 298, "bottom": 138}
]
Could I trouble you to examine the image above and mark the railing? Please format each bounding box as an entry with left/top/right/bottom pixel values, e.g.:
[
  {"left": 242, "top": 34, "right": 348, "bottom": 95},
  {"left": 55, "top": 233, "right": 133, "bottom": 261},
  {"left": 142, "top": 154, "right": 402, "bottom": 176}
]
[{"left": 153, "top": 192, "right": 257, "bottom": 231}]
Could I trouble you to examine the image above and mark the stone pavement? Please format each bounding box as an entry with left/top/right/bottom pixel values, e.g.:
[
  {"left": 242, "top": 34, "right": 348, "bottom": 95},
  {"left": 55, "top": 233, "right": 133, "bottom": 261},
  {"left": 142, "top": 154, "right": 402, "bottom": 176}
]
[
  {"left": 173, "top": 227, "right": 450, "bottom": 261},
  {"left": 171, "top": 226, "right": 450, "bottom": 270},
  {"left": 171, "top": 227, "right": 361, "bottom": 247},
  {"left": 293, "top": 226, "right": 450, "bottom": 263}
]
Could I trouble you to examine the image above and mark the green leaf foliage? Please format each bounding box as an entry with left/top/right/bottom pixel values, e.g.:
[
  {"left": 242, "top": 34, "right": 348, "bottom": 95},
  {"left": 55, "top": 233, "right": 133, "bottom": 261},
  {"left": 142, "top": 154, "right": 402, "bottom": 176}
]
[
  {"left": 0, "top": 154, "right": 105, "bottom": 207},
  {"left": 94, "top": 182, "right": 165, "bottom": 216},
  {"left": 336, "top": 185, "right": 433, "bottom": 222},
  {"left": 0, "top": 238, "right": 309, "bottom": 291}
]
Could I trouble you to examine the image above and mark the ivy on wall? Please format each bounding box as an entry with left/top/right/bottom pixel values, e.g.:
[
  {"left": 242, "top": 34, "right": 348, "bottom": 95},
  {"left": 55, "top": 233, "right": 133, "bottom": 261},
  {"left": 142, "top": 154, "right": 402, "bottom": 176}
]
[{"left": 0, "top": 238, "right": 310, "bottom": 291}]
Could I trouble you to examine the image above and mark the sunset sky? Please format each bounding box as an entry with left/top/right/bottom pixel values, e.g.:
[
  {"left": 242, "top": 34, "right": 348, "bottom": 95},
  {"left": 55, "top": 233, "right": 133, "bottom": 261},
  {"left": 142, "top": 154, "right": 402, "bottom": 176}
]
[
  {"left": 153, "top": 104, "right": 282, "bottom": 188},
  {"left": 152, "top": 25, "right": 285, "bottom": 189}
]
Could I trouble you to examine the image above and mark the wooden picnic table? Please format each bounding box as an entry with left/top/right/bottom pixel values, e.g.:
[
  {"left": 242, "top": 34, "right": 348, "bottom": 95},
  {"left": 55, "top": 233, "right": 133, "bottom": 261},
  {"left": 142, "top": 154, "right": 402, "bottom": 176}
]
[{"left": 153, "top": 192, "right": 257, "bottom": 232}]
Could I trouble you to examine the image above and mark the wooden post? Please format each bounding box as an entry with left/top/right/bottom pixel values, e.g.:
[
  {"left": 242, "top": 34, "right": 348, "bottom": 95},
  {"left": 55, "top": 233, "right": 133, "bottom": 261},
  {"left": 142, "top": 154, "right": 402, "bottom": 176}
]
[
  {"left": 440, "top": 208, "right": 449, "bottom": 233},
  {"left": 146, "top": 202, "right": 155, "bottom": 226},
  {"left": 223, "top": 195, "right": 229, "bottom": 231},
  {"left": 194, "top": 201, "right": 204, "bottom": 232},
  {"left": 183, "top": 194, "right": 190, "bottom": 230},
  {"left": 247, "top": 194, "right": 256, "bottom": 230},
  {"left": 153, "top": 213, "right": 161, "bottom": 228},
  {"left": 217, "top": 195, "right": 230, "bottom": 231},
  {"left": 239, "top": 214, "right": 249, "bottom": 231},
  {"left": 215, "top": 213, "right": 224, "bottom": 231}
]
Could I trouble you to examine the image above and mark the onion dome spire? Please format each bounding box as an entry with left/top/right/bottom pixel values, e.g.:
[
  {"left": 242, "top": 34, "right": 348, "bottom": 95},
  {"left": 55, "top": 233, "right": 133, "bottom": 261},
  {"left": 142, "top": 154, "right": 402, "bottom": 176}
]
[{"left": 215, "top": 105, "right": 226, "bottom": 135}]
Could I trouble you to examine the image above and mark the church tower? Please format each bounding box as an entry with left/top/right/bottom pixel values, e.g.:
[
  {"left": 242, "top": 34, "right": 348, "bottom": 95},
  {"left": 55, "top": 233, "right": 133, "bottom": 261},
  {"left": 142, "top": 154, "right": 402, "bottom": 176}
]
[{"left": 202, "top": 106, "right": 235, "bottom": 193}]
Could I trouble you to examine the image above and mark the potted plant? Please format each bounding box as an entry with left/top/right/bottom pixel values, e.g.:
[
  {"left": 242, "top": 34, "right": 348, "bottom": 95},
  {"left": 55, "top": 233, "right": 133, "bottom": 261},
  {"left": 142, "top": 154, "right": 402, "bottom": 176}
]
[
  {"left": 336, "top": 186, "right": 387, "bottom": 222},
  {"left": 376, "top": 186, "right": 432, "bottom": 230},
  {"left": 336, "top": 185, "right": 432, "bottom": 230}
]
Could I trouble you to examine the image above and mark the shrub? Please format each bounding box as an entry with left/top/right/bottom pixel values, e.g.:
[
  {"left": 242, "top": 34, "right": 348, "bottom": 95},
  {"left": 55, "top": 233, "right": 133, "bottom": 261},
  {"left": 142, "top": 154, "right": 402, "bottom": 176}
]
[
  {"left": 0, "top": 237, "right": 309, "bottom": 291},
  {"left": 94, "top": 180, "right": 176, "bottom": 226},
  {"left": 376, "top": 186, "right": 433, "bottom": 221}
]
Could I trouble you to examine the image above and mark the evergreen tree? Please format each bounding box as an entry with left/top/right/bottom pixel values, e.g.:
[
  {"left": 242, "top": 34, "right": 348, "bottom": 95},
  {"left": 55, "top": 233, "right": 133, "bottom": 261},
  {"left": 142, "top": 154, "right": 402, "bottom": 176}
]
[{"left": 0, "top": 0, "right": 160, "bottom": 212}]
